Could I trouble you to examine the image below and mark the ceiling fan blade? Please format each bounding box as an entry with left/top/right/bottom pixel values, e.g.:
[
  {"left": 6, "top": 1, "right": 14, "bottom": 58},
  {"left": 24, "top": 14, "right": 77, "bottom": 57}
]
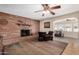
[
  {"left": 41, "top": 4, "right": 48, "bottom": 7},
  {"left": 51, "top": 5, "right": 61, "bottom": 9},
  {"left": 45, "top": 4, "right": 49, "bottom": 7},
  {"left": 34, "top": 10, "right": 44, "bottom": 12},
  {"left": 41, "top": 4, "right": 49, "bottom": 10},
  {"left": 41, "top": 4, "right": 45, "bottom": 7},
  {"left": 42, "top": 13, "right": 45, "bottom": 16},
  {"left": 49, "top": 10, "right": 55, "bottom": 15}
]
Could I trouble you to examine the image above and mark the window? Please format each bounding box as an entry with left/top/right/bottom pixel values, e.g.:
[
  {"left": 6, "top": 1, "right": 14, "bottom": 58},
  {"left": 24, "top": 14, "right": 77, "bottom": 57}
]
[
  {"left": 73, "top": 23, "right": 78, "bottom": 32},
  {"left": 53, "top": 18, "right": 78, "bottom": 32},
  {"left": 64, "top": 24, "right": 72, "bottom": 32}
]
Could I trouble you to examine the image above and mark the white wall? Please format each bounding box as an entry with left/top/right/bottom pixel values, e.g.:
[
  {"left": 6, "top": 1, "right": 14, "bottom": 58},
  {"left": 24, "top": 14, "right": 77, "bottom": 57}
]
[
  {"left": 40, "top": 11, "right": 79, "bottom": 39},
  {"left": 40, "top": 20, "right": 53, "bottom": 32},
  {"left": 64, "top": 32, "right": 78, "bottom": 39}
]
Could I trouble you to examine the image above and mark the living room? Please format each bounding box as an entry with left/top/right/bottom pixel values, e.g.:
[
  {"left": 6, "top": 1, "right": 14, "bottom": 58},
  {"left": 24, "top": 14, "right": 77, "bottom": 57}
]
[{"left": 0, "top": 4, "right": 79, "bottom": 55}]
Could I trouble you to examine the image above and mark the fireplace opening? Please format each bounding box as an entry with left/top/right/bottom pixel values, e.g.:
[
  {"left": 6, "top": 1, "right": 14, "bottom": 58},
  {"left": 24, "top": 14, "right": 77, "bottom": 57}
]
[{"left": 21, "top": 29, "right": 30, "bottom": 37}]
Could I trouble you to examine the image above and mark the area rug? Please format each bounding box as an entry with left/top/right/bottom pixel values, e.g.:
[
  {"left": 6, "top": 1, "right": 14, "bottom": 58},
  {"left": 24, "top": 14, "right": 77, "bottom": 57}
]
[{"left": 6, "top": 40, "right": 68, "bottom": 55}]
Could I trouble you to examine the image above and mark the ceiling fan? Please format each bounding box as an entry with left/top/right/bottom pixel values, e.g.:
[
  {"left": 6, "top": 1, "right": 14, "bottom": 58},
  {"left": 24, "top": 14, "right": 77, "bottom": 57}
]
[{"left": 35, "top": 4, "right": 61, "bottom": 16}]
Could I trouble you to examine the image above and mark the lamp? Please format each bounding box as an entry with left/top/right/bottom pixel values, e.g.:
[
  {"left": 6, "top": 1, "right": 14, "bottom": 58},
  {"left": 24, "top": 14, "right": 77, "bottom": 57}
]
[{"left": 43, "top": 10, "right": 50, "bottom": 15}]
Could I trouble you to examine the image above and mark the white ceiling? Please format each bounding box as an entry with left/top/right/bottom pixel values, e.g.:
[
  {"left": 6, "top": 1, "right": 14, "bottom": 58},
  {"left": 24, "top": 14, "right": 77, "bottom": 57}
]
[{"left": 0, "top": 4, "right": 79, "bottom": 20}]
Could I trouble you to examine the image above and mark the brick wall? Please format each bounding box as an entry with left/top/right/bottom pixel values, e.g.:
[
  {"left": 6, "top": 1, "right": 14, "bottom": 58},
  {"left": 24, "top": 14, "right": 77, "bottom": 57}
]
[{"left": 0, "top": 12, "right": 40, "bottom": 45}]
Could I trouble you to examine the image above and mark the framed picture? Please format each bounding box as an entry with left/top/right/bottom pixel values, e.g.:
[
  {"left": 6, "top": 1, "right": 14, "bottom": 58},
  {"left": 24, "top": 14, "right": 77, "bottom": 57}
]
[{"left": 44, "top": 22, "right": 50, "bottom": 28}]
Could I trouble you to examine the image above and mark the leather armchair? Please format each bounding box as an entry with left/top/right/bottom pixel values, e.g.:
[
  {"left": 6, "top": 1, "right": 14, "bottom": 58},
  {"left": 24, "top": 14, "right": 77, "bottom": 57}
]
[
  {"left": 38, "top": 32, "right": 46, "bottom": 41},
  {"left": 45, "top": 31, "right": 53, "bottom": 41}
]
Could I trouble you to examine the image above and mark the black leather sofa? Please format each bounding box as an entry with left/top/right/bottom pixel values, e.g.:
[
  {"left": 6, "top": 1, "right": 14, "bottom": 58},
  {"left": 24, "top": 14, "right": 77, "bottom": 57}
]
[{"left": 38, "top": 31, "right": 53, "bottom": 41}]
